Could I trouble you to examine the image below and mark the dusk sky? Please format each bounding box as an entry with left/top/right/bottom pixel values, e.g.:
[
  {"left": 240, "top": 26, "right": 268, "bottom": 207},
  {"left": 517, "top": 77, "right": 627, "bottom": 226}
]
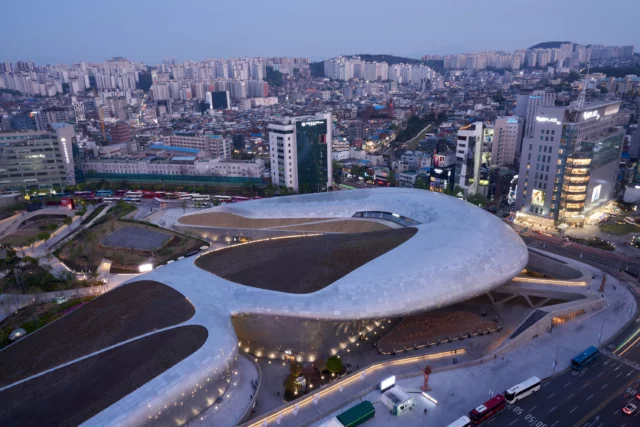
[{"left": 3, "top": 0, "right": 639, "bottom": 65}]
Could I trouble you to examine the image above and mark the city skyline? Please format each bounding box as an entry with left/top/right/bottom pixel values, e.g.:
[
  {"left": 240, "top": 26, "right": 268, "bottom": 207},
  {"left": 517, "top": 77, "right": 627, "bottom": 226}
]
[{"left": 2, "top": 0, "right": 639, "bottom": 65}]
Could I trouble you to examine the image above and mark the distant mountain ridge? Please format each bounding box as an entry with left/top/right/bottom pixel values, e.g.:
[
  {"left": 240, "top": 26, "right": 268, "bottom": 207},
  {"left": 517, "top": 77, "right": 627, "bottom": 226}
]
[{"left": 529, "top": 41, "right": 573, "bottom": 49}]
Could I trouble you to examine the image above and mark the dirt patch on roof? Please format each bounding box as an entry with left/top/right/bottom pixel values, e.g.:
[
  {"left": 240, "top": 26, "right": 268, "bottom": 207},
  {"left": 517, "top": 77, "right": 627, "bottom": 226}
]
[
  {"left": 195, "top": 227, "right": 417, "bottom": 293},
  {"left": 0, "top": 280, "right": 195, "bottom": 388},
  {"left": 0, "top": 325, "right": 208, "bottom": 427},
  {"left": 179, "top": 212, "right": 331, "bottom": 228},
  {"left": 378, "top": 309, "right": 497, "bottom": 353},
  {"left": 278, "top": 220, "right": 391, "bottom": 233}
]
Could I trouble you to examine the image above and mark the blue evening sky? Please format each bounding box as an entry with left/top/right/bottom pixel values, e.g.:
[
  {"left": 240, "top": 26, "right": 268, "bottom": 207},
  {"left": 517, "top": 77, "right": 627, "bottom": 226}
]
[{"left": 2, "top": 0, "right": 638, "bottom": 65}]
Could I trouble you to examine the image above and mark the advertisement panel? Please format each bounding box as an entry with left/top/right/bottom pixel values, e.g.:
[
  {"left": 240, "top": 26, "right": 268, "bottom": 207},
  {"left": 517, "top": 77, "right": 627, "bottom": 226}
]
[{"left": 531, "top": 190, "right": 545, "bottom": 207}]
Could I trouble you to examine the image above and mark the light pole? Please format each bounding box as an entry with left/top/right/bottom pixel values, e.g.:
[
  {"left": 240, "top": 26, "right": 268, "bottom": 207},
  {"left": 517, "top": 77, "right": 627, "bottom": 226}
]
[
  {"left": 552, "top": 345, "right": 564, "bottom": 376},
  {"left": 599, "top": 319, "right": 611, "bottom": 344}
]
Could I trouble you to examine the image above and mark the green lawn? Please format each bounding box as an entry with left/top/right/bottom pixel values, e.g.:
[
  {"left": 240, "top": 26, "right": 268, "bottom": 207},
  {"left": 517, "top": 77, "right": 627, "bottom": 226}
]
[{"left": 600, "top": 223, "right": 640, "bottom": 235}]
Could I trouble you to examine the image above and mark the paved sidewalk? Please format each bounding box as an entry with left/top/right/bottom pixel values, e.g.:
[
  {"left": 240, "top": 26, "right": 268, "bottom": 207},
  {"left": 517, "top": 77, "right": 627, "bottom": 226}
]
[{"left": 311, "top": 253, "right": 637, "bottom": 427}]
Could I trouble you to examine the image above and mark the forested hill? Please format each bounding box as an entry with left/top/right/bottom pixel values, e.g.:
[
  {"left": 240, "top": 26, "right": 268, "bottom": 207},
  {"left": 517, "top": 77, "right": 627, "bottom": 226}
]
[{"left": 529, "top": 41, "right": 573, "bottom": 49}]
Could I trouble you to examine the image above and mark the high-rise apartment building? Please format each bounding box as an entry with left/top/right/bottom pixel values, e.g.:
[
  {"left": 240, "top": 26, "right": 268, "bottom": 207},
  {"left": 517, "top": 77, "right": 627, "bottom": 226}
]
[
  {"left": 515, "top": 101, "right": 623, "bottom": 225},
  {"left": 491, "top": 117, "right": 524, "bottom": 168},
  {"left": 516, "top": 89, "right": 556, "bottom": 139},
  {"left": 0, "top": 123, "right": 75, "bottom": 190},
  {"left": 207, "top": 91, "right": 231, "bottom": 110},
  {"left": 268, "top": 113, "right": 332, "bottom": 192},
  {"left": 455, "top": 122, "right": 484, "bottom": 196}
]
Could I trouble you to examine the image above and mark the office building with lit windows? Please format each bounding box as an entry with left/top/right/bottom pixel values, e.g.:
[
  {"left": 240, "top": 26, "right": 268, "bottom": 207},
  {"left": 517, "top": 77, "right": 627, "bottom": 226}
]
[
  {"left": 515, "top": 101, "right": 623, "bottom": 226},
  {"left": 0, "top": 123, "right": 76, "bottom": 190},
  {"left": 268, "top": 113, "right": 332, "bottom": 192}
]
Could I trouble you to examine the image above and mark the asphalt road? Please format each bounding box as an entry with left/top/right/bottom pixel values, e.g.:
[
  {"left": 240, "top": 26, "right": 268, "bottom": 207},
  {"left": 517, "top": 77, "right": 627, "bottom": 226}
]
[{"left": 488, "top": 232, "right": 640, "bottom": 427}]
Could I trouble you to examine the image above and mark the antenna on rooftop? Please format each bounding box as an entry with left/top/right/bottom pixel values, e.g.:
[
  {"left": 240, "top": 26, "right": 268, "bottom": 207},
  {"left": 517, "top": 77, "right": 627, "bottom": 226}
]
[{"left": 575, "top": 48, "right": 591, "bottom": 109}]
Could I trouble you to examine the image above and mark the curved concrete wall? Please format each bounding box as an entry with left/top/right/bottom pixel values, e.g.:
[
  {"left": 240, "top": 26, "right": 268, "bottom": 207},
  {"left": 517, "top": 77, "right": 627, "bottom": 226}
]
[{"left": 527, "top": 250, "right": 585, "bottom": 280}]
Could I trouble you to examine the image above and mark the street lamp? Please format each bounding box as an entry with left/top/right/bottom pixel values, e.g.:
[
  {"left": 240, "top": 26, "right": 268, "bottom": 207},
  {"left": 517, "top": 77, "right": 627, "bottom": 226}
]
[{"left": 599, "top": 318, "right": 611, "bottom": 344}]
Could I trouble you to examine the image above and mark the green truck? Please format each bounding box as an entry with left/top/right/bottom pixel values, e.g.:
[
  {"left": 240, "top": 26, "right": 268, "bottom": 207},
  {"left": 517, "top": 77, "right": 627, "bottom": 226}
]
[{"left": 336, "top": 400, "right": 375, "bottom": 427}]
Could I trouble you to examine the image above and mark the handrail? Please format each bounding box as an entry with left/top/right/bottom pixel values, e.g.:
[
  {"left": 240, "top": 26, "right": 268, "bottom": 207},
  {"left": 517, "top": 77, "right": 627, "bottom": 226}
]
[{"left": 240, "top": 348, "right": 463, "bottom": 427}]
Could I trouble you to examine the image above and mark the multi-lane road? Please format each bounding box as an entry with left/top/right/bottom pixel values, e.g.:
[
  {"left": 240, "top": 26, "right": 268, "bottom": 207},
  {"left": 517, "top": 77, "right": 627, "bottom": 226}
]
[{"left": 488, "top": 230, "right": 640, "bottom": 427}]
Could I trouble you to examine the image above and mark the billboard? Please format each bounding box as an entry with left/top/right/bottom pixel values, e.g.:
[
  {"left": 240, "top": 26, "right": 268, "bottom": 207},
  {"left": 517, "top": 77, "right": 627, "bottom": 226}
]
[
  {"left": 591, "top": 185, "right": 602, "bottom": 203},
  {"left": 531, "top": 189, "right": 545, "bottom": 207}
]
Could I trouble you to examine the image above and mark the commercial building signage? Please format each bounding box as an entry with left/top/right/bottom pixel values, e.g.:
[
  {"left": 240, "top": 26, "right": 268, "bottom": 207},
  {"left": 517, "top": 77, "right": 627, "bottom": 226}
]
[
  {"left": 300, "top": 120, "right": 324, "bottom": 127},
  {"left": 535, "top": 117, "right": 561, "bottom": 125},
  {"left": 582, "top": 111, "right": 601, "bottom": 121}
]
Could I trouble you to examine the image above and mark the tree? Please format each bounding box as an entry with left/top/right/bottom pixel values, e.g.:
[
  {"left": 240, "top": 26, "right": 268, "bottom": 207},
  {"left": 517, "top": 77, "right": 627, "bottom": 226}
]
[
  {"left": 264, "top": 184, "right": 276, "bottom": 198},
  {"left": 47, "top": 223, "right": 58, "bottom": 232},
  {"left": 413, "top": 175, "right": 430, "bottom": 190},
  {"left": 467, "top": 193, "right": 487, "bottom": 207},
  {"left": 63, "top": 217, "right": 73, "bottom": 227},
  {"left": 26, "top": 237, "right": 36, "bottom": 252},
  {"left": 36, "top": 232, "right": 51, "bottom": 243},
  {"left": 326, "top": 355, "right": 342, "bottom": 375},
  {"left": 387, "top": 171, "right": 397, "bottom": 187}
]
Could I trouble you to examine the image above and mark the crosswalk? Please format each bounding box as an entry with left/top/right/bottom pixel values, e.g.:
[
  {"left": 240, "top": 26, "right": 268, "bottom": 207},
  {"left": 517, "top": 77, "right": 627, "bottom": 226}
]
[{"left": 600, "top": 349, "right": 640, "bottom": 373}]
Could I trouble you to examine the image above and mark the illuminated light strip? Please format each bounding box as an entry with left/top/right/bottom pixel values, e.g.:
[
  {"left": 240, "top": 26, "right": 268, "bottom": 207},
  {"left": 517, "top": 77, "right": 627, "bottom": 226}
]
[
  {"left": 619, "top": 333, "right": 640, "bottom": 357},
  {"left": 246, "top": 349, "right": 463, "bottom": 426},
  {"left": 615, "top": 326, "right": 640, "bottom": 354},
  {"left": 512, "top": 277, "right": 588, "bottom": 286},
  {"left": 421, "top": 392, "right": 438, "bottom": 404}
]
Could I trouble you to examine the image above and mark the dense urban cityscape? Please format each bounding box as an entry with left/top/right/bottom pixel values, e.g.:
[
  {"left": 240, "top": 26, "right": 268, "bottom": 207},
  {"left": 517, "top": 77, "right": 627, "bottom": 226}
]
[{"left": 1, "top": 2, "right": 640, "bottom": 426}]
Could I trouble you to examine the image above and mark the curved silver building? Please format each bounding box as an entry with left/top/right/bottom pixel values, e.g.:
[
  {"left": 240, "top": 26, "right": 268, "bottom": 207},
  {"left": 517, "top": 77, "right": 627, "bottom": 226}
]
[{"left": 1, "top": 189, "right": 528, "bottom": 427}]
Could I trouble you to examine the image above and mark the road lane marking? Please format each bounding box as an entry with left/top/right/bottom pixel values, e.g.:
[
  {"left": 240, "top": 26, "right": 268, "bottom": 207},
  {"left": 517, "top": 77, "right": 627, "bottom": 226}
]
[
  {"left": 615, "top": 409, "right": 620, "bottom": 414},
  {"left": 587, "top": 394, "right": 594, "bottom": 400},
  {"left": 565, "top": 381, "right": 572, "bottom": 387},
  {"left": 601, "top": 383, "right": 609, "bottom": 389},
  {"left": 597, "top": 372, "right": 604, "bottom": 378},
  {"left": 583, "top": 383, "right": 590, "bottom": 388},
  {"left": 528, "top": 406, "right": 537, "bottom": 412},
  {"left": 573, "top": 373, "right": 640, "bottom": 427},
  {"left": 509, "top": 420, "right": 517, "bottom": 426},
  {"left": 549, "top": 406, "right": 557, "bottom": 412},
  {"left": 568, "top": 394, "right": 574, "bottom": 400},
  {"left": 551, "top": 422, "right": 559, "bottom": 427},
  {"left": 618, "top": 372, "right": 624, "bottom": 377},
  {"left": 548, "top": 393, "right": 556, "bottom": 399},
  {"left": 570, "top": 406, "right": 578, "bottom": 413}
]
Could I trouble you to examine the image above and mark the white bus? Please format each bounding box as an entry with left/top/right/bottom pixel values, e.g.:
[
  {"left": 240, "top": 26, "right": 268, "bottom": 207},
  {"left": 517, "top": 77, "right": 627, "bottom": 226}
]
[
  {"left": 192, "top": 194, "right": 210, "bottom": 201},
  {"left": 214, "top": 195, "right": 232, "bottom": 202},
  {"left": 125, "top": 191, "right": 143, "bottom": 198},
  {"left": 103, "top": 197, "right": 122, "bottom": 203},
  {"left": 179, "top": 194, "right": 193, "bottom": 200},
  {"left": 504, "top": 376, "right": 541, "bottom": 404},
  {"left": 447, "top": 415, "right": 471, "bottom": 427}
]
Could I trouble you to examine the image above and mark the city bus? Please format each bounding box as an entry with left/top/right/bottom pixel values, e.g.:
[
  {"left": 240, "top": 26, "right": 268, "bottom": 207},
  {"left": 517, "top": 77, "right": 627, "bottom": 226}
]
[
  {"left": 142, "top": 191, "right": 155, "bottom": 199},
  {"left": 192, "top": 194, "right": 210, "bottom": 201},
  {"left": 125, "top": 191, "right": 143, "bottom": 198},
  {"left": 122, "top": 197, "right": 141, "bottom": 204},
  {"left": 572, "top": 346, "right": 599, "bottom": 370},
  {"left": 504, "top": 376, "right": 541, "bottom": 404},
  {"left": 74, "top": 191, "right": 94, "bottom": 198},
  {"left": 103, "top": 197, "right": 122, "bottom": 203},
  {"left": 214, "top": 195, "right": 233, "bottom": 202},
  {"left": 447, "top": 415, "right": 471, "bottom": 427},
  {"left": 232, "top": 196, "right": 250, "bottom": 202},
  {"left": 468, "top": 394, "right": 506, "bottom": 424},
  {"left": 115, "top": 189, "right": 127, "bottom": 197},
  {"left": 165, "top": 193, "right": 180, "bottom": 200},
  {"left": 179, "top": 194, "right": 193, "bottom": 200},
  {"left": 95, "top": 190, "right": 113, "bottom": 197}
]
